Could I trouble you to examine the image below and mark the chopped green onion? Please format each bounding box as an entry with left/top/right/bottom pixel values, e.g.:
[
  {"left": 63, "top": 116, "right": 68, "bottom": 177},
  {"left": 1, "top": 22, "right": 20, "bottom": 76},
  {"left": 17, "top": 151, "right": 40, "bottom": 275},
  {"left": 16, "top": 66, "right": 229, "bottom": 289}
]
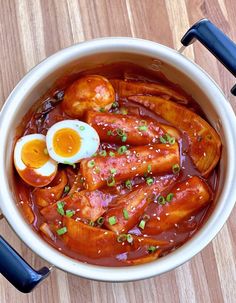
[
  {"left": 120, "top": 107, "right": 128, "bottom": 115},
  {"left": 79, "top": 125, "right": 85, "bottom": 131},
  {"left": 160, "top": 133, "right": 175, "bottom": 144},
  {"left": 138, "top": 125, "right": 148, "bottom": 131},
  {"left": 109, "top": 151, "right": 115, "bottom": 157},
  {"left": 107, "top": 130, "right": 112, "bottom": 136},
  {"left": 99, "top": 107, "right": 105, "bottom": 112},
  {"left": 89, "top": 220, "right": 95, "bottom": 226},
  {"left": 159, "top": 136, "right": 167, "bottom": 144},
  {"left": 125, "top": 179, "right": 132, "bottom": 189},
  {"left": 126, "top": 234, "right": 133, "bottom": 244},
  {"left": 110, "top": 168, "right": 117, "bottom": 175},
  {"left": 118, "top": 145, "right": 127, "bottom": 154},
  {"left": 148, "top": 246, "right": 157, "bottom": 253},
  {"left": 97, "top": 217, "right": 105, "bottom": 225},
  {"left": 107, "top": 176, "right": 116, "bottom": 187},
  {"left": 139, "top": 219, "right": 146, "bottom": 229},
  {"left": 172, "top": 164, "right": 180, "bottom": 174},
  {"left": 121, "top": 134, "right": 127, "bottom": 142},
  {"left": 88, "top": 160, "right": 95, "bottom": 168},
  {"left": 108, "top": 216, "right": 117, "bottom": 225},
  {"left": 117, "top": 128, "right": 125, "bottom": 136},
  {"left": 57, "top": 201, "right": 65, "bottom": 216},
  {"left": 92, "top": 152, "right": 97, "bottom": 157},
  {"left": 123, "top": 208, "right": 129, "bottom": 220},
  {"left": 166, "top": 193, "right": 174, "bottom": 202},
  {"left": 65, "top": 209, "right": 75, "bottom": 217},
  {"left": 117, "top": 234, "right": 127, "bottom": 243},
  {"left": 64, "top": 185, "right": 70, "bottom": 193},
  {"left": 99, "top": 150, "right": 107, "bottom": 157},
  {"left": 147, "top": 164, "right": 152, "bottom": 173},
  {"left": 146, "top": 176, "right": 154, "bottom": 185},
  {"left": 158, "top": 195, "right": 166, "bottom": 205},
  {"left": 112, "top": 101, "right": 119, "bottom": 108},
  {"left": 57, "top": 227, "right": 67, "bottom": 236}
]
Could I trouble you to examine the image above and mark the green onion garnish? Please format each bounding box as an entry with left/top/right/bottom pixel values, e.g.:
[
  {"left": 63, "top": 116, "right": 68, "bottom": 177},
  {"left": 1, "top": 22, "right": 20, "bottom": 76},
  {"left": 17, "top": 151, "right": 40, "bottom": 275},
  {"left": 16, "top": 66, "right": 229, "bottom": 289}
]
[
  {"left": 110, "top": 168, "right": 117, "bottom": 175},
  {"left": 146, "top": 176, "right": 154, "bottom": 185},
  {"left": 139, "top": 219, "right": 146, "bottom": 229},
  {"left": 88, "top": 160, "right": 95, "bottom": 168},
  {"left": 99, "top": 107, "right": 105, "bottom": 112},
  {"left": 147, "top": 164, "right": 152, "bottom": 173},
  {"left": 126, "top": 234, "right": 133, "bottom": 244},
  {"left": 79, "top": 125, "right": 85, "bottom": 131},
  {"left": 107, "top": 176, "right": 116, "bottom": 187},
  {"left": 99, "top": 150, "right": 107, "bottom": 157},
  {"left": 172, "top": 164, "right": 180, "bottom": 174},
  {"left": 109, "top": 151, "right": 115, "bottom": 157},
  {"left": 159, "top": 136, "right": 167, "bottom": 144},
  {"left": 166, "top": 193, "right": 174, "bottom": 202},
  {"left": 117, "top": 128, "right": 125, "bottom": 136},
  {"left": 97, "top": 217, "right": 105, "bottom": 225},
  {"left": 64, "top": 185, "right": 70, "bottom": 193},
  {"left": 118, "top": 145, "right": 127, "bottom": 154},
  {"left": 89, "top": 220, "right": 95, "bottom": 226},
  {"left": 138, "top": 125, "right": 148, "bottom": 131},
  {"left": 121, "top": 134, "right": 127, "bottom": 142},
  {"left": 108, "top": 216, "right": 117, "bottom": 225},
  {"left": 57, "top": 227, "right": 67, "bottom": 236},
  {"left": 57, "top": 201, "right": 65, "bottom": 216},
  {"left": 123, "top": 208, "right": 129, "bottom": 220},
  {"left": 158, "top": 195, "right": 166, "bottom": 205},
  {"left": 169, "top": 137, "right": 175, "bottom": 145},
  {"left": 112, "top": 101, "right": 119, "bottom": 108},
  {"left": 148, "top": 246, "right": 157, "bottom": 253},
  {"left": 125, "top": 179, "right": 132, "bottom": 189},
  {"left": 107, "top": 130, "right": 112, "bottom": 136},
  {"left": 92, "top": 152, "right": 97, "bottom": 157},
  {"left": 117, "top": 234, "right": 127, "bottom": 243},
  {"left": 65, "top": 209, "right": 75, "bottom": 218}
]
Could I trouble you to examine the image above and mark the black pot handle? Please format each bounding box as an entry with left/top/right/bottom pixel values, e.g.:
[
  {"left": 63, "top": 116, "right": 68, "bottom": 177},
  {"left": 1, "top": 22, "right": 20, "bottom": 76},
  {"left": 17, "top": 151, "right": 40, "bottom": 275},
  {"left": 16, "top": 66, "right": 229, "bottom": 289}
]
[
  {"left": 181, "top": 18, "right": 236, "bottom": 95},
  {"left": 0, "top": 235, "right": 50, "bottom": 293}
]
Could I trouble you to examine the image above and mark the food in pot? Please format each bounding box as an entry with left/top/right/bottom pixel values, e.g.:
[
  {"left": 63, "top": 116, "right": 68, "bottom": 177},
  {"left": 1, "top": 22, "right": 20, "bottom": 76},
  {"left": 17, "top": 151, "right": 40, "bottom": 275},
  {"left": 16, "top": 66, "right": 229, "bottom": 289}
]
[{"left": 13, "top": 63, "right": 221, "bottom": 266}]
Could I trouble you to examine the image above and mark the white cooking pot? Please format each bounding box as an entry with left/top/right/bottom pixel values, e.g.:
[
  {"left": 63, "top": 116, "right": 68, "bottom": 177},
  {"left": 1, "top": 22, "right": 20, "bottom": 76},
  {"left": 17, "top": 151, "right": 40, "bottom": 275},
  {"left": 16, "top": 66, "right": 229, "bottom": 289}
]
[{"left": 0, "top": 19, "right": 235, "bottom": 292}]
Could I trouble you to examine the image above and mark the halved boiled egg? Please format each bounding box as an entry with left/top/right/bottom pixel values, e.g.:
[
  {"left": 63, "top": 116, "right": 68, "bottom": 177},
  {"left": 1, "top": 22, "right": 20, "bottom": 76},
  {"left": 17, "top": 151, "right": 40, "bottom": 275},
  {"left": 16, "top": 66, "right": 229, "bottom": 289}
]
[
  {"left": 14, "top": 134, "right": 58, "bottom": 187},
  {"left": 46, "top": 120, "right": 100, "bottom": 164}
]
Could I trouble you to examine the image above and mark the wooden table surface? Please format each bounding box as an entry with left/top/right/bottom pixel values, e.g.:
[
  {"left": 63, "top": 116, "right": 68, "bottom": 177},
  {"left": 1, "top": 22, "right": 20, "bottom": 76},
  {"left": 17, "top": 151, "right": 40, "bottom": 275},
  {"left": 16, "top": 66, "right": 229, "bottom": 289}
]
[{"left": 0, "top": 0, "right": 236, "bottom": 302}]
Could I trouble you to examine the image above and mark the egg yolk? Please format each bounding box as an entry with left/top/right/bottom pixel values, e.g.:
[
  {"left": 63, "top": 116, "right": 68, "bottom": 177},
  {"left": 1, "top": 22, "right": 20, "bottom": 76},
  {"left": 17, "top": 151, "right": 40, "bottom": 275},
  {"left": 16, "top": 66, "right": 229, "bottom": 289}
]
[
  {"left": 53, "top": 128, "right": 81, "bottom": 158},
  {"left": 22, "top": 139, "right": 49, "bottom": 168}
]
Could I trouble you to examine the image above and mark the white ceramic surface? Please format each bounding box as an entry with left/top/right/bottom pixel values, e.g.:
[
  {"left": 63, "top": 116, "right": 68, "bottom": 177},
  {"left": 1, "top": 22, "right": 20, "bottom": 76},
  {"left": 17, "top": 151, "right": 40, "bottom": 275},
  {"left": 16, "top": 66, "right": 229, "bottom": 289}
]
[{"left": 0, "top": 38, "right": 235, "bottom": 282}]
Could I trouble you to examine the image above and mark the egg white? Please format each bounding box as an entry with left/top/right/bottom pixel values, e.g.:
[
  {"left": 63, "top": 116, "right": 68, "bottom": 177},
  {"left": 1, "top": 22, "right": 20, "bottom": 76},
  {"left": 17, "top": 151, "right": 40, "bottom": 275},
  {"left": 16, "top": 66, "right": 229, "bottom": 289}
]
[
  {"left": 14, "top": 134, "right": 58, "bottom": 177},
  {"left": 46, "top": 120, "right": 100, "bottom": 164}
]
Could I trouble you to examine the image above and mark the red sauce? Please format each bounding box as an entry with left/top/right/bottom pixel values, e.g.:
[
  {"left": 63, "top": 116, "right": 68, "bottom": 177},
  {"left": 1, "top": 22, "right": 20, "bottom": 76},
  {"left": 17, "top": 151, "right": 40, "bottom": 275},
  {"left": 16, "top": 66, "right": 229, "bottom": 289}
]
[{"left": 13, "top": 62, "right": 220, "bottom": 266}]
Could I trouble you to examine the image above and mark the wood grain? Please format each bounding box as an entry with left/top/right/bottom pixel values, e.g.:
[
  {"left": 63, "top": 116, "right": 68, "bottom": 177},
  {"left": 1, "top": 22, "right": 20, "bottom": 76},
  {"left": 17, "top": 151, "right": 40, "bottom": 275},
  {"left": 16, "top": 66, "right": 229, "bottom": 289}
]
[{"left": 0, "top": 0, "right": 236, "bottom": 302}]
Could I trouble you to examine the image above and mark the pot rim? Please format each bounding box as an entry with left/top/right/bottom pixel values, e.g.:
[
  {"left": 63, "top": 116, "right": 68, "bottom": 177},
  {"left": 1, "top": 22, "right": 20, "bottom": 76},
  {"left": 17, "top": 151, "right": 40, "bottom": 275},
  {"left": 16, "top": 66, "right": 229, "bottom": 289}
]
[{"left": 0, "top": 37, "right": 236, "bottom": 282}]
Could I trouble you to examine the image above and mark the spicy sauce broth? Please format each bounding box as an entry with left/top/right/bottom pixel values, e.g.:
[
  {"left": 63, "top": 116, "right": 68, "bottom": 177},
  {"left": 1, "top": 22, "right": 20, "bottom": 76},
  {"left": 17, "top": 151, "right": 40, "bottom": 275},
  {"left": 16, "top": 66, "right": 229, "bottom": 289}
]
[{"left": 13, "top": 62, "right": 219, "bottom": 266}]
